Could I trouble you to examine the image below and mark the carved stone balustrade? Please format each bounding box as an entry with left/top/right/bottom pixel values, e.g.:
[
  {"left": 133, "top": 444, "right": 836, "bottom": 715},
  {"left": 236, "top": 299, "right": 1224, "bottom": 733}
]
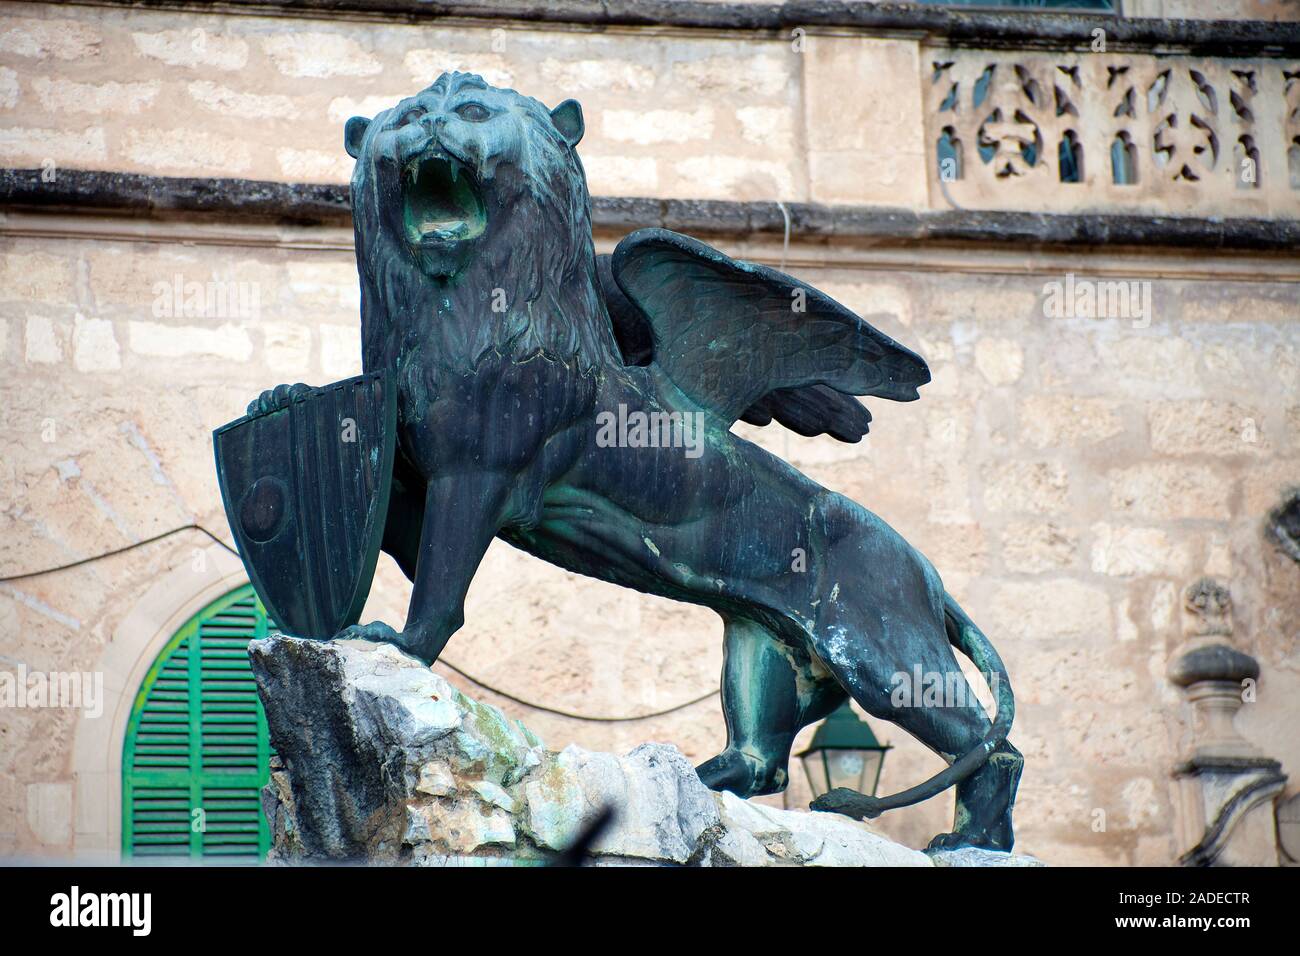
[{"left": 926, "top": 50, "right": 1300, "bottom": 218}]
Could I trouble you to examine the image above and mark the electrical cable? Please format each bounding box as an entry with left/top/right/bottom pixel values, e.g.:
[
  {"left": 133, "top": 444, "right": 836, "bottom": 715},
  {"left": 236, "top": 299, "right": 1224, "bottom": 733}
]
[
  {"left": 437, "top": 657, "right": 717, "bottom": 722},
  {"left": 0, "top": 523, "right": 239, "bottom": 581},
  {"left": 0, "top": 523, "right": 720, "bottom": 721}
]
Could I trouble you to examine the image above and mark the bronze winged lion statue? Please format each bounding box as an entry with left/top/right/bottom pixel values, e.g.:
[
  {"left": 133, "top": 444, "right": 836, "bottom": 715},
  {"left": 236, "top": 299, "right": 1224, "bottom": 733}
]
[{"left": 239, "top": 72, "right": 1023, "bottom": 852}]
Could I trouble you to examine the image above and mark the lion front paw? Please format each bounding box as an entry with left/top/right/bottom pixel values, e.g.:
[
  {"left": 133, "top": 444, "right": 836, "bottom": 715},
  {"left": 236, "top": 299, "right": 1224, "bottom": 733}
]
[
  {"left": 247, "top": 382, "right": 313, "bottom": 416},
  {"left": 334, "top": 620, "right": 402, "bottom": 648},
  {"left": 925, "top": 832, "right": 972, "bottom": 852},
  {"left": 810, "top": 787, "right": 882, "bottom": 821},
  {"left": 333, "top": 621, "right": 442, "bottom": 666},
  {"left": 924, "top": 824, "right": 1014, "bottom": 854}
]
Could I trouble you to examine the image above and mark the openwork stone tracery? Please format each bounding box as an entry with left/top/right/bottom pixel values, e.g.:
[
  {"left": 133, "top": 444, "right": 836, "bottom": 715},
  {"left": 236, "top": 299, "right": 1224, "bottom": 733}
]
[{"left": 927, "top": 50, "right": 1300, "bottom": 214}]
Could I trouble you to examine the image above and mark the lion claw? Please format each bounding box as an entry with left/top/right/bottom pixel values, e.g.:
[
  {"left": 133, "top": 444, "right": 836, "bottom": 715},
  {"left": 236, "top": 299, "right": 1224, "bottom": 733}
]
[
  {"left": 334, "top": 620, "right": 400, "bottom": 645},
  {"left": 247, "top": 382, "right": 312, "bottom": 416},
  {"left": 333, "top": 621, "right": 440, "bottom": 666}
]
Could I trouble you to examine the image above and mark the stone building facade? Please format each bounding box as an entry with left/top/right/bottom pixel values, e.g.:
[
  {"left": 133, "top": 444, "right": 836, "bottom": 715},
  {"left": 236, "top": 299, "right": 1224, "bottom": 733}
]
[{"left": 1, "top": 0, "right": 1297, "bottom": 865}]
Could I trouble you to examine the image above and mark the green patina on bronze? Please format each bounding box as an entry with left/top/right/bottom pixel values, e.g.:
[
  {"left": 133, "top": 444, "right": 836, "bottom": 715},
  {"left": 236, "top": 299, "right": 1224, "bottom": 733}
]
[{"left": 217, "top": 72, "right": 1022, "bottom": 852}]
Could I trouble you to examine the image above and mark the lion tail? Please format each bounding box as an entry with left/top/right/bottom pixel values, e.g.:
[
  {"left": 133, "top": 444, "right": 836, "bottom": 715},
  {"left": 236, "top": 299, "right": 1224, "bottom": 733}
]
[{"left": 814, "top": 593, "right": 1014, "bottom": 819}]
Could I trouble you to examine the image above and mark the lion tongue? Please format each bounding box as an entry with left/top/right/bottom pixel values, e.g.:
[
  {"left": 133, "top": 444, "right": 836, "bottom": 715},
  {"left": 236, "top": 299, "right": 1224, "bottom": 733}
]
[{"left": 422, "top": 218, "right": 467, "bottom": 237}]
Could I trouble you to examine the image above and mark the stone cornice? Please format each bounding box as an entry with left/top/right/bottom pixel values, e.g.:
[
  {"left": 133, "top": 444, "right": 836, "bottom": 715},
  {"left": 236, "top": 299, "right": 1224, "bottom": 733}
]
[
  {"left": 64, "top": 0, "right": 1300, "bottom": 57},
  {"left": 4, "top": 167, "right": 1300, "bottom": 252}
]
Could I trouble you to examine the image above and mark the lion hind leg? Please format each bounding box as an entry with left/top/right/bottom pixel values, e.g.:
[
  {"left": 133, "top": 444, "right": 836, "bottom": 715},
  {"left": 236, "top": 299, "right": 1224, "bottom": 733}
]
[
  {"left": 696, "top": 617, "right": 844, "bottom": 798},
  {"left": 927, "top": 738, "right": 1022, "bottom": 852},
  {"left": 808, "top": 606, "right": 1020, "bottom": 850}
]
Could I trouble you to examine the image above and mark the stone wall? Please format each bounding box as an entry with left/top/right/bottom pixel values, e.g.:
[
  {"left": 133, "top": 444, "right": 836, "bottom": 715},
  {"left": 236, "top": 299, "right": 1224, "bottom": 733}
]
[
  {"left": 3, "top": 3, "right": 1298, "bottom": 214},
  {"left": 1, "top": 0, "right": 1297, "bottom": 865},
  {"left": 3, "top": 218, "right": 1295, "bottom": 864},
  {"left": 0, "top": 3, "right": 803, "bottom": 199},
  {"left": 1131, "top": 1, "right": 1300, "bottom": 20}
]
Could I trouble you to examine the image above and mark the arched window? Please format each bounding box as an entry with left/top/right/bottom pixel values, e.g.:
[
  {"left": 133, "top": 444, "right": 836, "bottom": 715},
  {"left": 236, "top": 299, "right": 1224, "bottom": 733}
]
[
  {"left": 121, "top": 584, "right": 275, "bottom": 861},
  {"left": 1111, "top": 131, "right": 1138, "bottom": 185},
  {"left": 1234, "top": 135, "right": 1260, "bottom": 190},
  {"left": 937, "top": 126, "right": 963, "bottom": 182},
  {"left": 1058, "top": 129, "right": 1083, "bottom": 183}
]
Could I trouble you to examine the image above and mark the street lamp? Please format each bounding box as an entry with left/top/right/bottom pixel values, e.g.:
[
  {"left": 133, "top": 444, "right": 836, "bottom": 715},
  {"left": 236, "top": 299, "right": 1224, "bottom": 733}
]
[{"left": 797, "top": 701, "right": 892, "bottom": 799}]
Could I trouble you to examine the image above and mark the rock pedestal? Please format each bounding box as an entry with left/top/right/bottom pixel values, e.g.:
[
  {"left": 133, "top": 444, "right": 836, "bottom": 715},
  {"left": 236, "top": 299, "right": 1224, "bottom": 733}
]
[{"left": 249, "top": 634, "right": 1040, "bottom": 867}]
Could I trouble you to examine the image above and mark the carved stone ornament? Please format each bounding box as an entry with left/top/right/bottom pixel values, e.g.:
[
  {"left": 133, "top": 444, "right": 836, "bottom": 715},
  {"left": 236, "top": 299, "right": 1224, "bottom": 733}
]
[
  {"left": 1168, "top": 577, "right": 1286, "bottom": 866},
  {"left": 1182, "top": 576, "right": 1234, "bottom": 637}
]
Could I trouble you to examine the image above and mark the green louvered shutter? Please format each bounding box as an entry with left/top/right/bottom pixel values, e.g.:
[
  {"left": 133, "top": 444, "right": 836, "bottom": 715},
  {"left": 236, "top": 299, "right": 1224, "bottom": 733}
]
[{"left": 122, "top": 584, "right": 274, "bottom": 861}]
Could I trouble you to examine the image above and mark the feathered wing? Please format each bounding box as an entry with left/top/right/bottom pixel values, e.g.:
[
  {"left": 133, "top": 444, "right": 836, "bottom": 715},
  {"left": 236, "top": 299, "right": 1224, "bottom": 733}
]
[{"left": 602, "top": 229, "right": 930, "bottom": 442}]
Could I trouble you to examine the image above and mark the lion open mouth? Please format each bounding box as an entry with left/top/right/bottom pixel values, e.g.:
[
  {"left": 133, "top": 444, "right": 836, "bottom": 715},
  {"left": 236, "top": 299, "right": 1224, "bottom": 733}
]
[{"left": 401, "top": 153, "right": 486, "bottom": 247}]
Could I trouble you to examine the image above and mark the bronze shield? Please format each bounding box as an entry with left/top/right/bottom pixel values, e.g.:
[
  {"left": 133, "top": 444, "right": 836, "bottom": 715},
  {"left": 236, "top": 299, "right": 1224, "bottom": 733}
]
[{"left": 213, "top": 371, "right": 397, "bottom": 639}]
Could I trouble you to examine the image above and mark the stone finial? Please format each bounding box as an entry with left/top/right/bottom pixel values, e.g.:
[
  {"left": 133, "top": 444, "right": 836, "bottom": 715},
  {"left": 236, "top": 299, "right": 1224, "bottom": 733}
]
[
  {"left": 1168, "top": 577, "right": 1260, "bottom": 763},
  {"left": 1167, "top": 643, "right": 1260, "bottom": 690},
  {"left": 1182, "top": 577, "right": 1233, "bottom": 637},
  {"left": 1166, "top": 580, "right": 1285, "bottom": 867}
]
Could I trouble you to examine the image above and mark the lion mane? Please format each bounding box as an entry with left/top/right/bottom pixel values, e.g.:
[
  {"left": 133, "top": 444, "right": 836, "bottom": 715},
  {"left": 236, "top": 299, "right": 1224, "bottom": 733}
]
[{"left": 347, "top": 72, "right": 621, "bottom": 431}]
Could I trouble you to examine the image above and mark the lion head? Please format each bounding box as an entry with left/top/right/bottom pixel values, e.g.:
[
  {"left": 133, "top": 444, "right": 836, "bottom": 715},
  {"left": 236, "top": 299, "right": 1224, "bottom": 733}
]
[{"left": 343, "top": 72, "right": 620, "bottom": 381}]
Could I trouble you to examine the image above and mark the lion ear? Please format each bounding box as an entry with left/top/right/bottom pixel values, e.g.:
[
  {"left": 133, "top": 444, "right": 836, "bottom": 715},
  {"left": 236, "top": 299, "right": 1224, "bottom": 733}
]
[
  {"left": 549, "top": 99, "right": 584, "bottom": 148},
  {"left": 344, "top": 116, "right": 371, "bottom": 159}
]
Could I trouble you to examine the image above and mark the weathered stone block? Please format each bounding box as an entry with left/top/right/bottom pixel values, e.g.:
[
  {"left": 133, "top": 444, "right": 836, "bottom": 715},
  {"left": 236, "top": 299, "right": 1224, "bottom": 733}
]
[
  {"left": 410, "top": 50, "right": 514, "bottom": 89},
  {"left": 1, "top": 18, "right": 101, "bottom": 61},
  {"left": 187, "top": 81, "right": 297, "bottom": 119},
  {"left": 984, "top": 461, "right": 1070, "bottom": 515},
  {"left": 132, "top": 28, "right": 247, "bottom": 70},
  {"left": 1001, "top": 522, "right": 1079, "bottom": 573},
  {"left": 1089, "top": 523, "right": 1193, "bottom": 577},
  {"left": 672, "top": 53, "right": 786, "bottom": 98},
  {"left": 602, "top": 107, "right": 714, "bottom": 145},
  {"left": 123, "top": 128, "right": 252, "bottom": 174},
  {"left": 24, "top": 315, "right": 64, "bottom": 365},
  {"left": 0, "top": 67, "right": 17, "bottom": 109},
  {"left": 25, "top": 781, "right": 72, "bottom": 847},
  {"left": 974, "top": 338, "right": 1024, "bottom": 386},
  {"left": 803, "top": 37, "right": 926, "bottom": 206},
  {"left": 1148, "top": 399, "right": 1268, "bottom": 456},
  {"left": 1107, "top": 463, "right": 1232, "bottom": 520},
  {"left": 988, "top": 579, "right": 1110, "bottom": 642},
  {"left": 31, "top": 77, "right": 158, "bottom": 115},
  {"left": 581, "top": 155, "right": 660, "bottom": 194},
  {"left": 3, "top": 252, "right": 76, "bottom": 304},
  {"left": 260, "top": 32, "right": 382, "bottom": 79},
  {"left": 0, "top": 125, "right": 107, "bottom": 168},
  {"left": 1019, "top": 395, "right": 1124, "bottom": 448},
  {"left": 128, "top": 320, "right": 253, "bottom": 362},
  {"left": 71, "top": 314, "right": 120, "bottom": 372}
]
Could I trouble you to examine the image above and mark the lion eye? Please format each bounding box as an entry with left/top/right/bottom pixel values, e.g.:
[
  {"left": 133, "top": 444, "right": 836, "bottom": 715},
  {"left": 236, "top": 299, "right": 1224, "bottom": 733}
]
[
  {"left": 398, "top": 108, "right": 425, "bottom": 127},
  {"left": 455, "top": 102, "right": 490, "bottom": 123}
]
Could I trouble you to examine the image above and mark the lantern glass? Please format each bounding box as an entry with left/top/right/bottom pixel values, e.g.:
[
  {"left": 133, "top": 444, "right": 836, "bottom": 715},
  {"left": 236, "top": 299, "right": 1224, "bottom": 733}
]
[{"left": 797, "top": 703, "right": 890, "bottom": 799}]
